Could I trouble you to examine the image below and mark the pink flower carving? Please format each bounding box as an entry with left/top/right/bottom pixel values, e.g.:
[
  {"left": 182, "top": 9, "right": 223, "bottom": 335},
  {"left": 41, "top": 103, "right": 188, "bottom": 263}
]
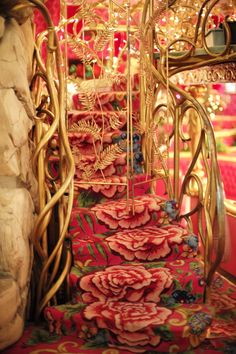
[
  {"left": 91, "top": 195, "right": 163, "bottom": 229},
  {"left": 84, "top": 301, "right": 171, "bottom": 348},
  {"left": 80, "top": 264, "right": 172, "bottom": 303},
  {"left": 106, "top": 225, "right": 186, "bottom": 261}
]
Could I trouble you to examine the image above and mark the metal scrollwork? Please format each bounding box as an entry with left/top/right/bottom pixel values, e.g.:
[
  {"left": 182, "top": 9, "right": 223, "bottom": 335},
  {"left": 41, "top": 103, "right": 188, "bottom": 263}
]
[
  {"left": 173, "top": 62, "right": 236, "bottom": 85},
  {"left": 140, "top": 0, "right": 228, "bottom": 292}
]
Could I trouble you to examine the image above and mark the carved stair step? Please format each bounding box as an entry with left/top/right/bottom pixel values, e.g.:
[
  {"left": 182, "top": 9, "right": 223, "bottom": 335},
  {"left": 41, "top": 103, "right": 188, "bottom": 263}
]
[
  {"left": 44, "top": 301, "right": 213, "bottom": 353},
  {"left": 71, "top": 223, "right": 199, "bottom": 265},
  {"left": 69, "top": 260, "right": 205, "bottom": 305},
  {"left": 72, "top": 174, "right": 151, "bottom": 205},
  {"left": 70, "top": 194, "right": 167, "bottom": 239}
]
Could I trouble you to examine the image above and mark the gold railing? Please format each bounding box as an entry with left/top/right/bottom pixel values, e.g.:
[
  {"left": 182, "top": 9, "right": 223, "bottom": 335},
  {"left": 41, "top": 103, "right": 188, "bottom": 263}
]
[
  {"left": 10, "top": 0, "right": 236, "bottom": 317},
  {"left": 140, "top": 0, "right": 235, "bottom": 292},
  {"left": 11, "top": 0, "right": 75, "bottom": 318},
  {"left": 58, "top": 0, "right": 137, "bottom": 195}
]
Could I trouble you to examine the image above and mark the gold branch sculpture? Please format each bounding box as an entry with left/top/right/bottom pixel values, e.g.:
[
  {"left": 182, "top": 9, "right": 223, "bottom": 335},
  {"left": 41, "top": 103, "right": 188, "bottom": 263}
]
[
  {"left": 140, "top": 0, "right": 230, "bottom": 297},
  {"left": 10, "top": 0, "right": 75, "bottom": 318}
]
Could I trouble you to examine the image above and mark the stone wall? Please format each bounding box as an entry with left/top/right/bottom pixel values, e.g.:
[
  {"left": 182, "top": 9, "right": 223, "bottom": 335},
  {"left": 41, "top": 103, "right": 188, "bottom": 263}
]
[{"left": 0, "top": 15, "right": 37, "bottom": 351}]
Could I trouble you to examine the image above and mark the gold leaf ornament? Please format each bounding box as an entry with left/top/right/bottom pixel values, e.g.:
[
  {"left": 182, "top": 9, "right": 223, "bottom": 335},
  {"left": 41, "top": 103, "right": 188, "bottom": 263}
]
[
  {"left": 70, "top": 120, "right": 101, "bottom": 140},
  {"left": 68, "top": 39, "right": 96, "bottom": 65},
  {"left": 81, "top": 165, "right": 95, "bottom": 180},
  {"left": 109, "top": 113, "right": 124, "bottom": 130},
  {"left": 74, "top": 0, "right": 92, "bottom": 18},
  {"left": 94, "top": 144, "right": 123, "bottom": 171},
  {"left": 78, "top": 91, "right": 96, "bottom": 111},
  {"left": 94, "top": 21, "right": 116, "bottom": 52}
]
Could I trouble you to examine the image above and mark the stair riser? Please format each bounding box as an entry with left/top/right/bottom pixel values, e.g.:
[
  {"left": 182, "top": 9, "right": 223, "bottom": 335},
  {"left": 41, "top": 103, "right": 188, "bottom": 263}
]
[
  {"left": 69, "top": 261, "right": 205, "bottom": 306},
  {"left": 44, "top": 303, "right": 213, "bottom": 353}
]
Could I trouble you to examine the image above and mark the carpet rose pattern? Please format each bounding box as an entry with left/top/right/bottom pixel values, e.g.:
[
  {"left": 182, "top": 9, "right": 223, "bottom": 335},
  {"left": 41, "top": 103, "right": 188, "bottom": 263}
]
[
  {"left": 84, "top": 301, "right": 172, "bottom": 348},
  {"left": 80, "top": 264, "right": 173, "bottom": 303},
  {"left": 69, "top": 260, "right": 205, "bottom": 305},
  {"left": 105, "top": 225, "right": 187, "bottom": 261},
  {"left": 91, "top": 195, "right": 163, "bottom": 229}
]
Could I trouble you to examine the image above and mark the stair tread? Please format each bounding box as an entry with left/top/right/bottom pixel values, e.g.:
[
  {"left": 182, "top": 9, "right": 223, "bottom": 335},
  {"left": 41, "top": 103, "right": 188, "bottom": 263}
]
[
  {"left": 71, "top": 194, "right": 167, "bottom": 232},
  {"left": 71, "top": 220, "right": 198, "bottom": 263},
  {"left": 52, "top": 183, "right": 207, "bottom": 353},
  {"left": 69, "top": 260, "right": 205, "bottom": 305},
  {"left": 44, "top": 301, "right": 213, "bottom": 353},
  {"left": 72, "top": 174, "right": 151, "bottom": 201},
  {"left": 88, "top": 194, "right": 163, "bottom": 225},
  {"left": 73, "top": 173, "right": 150, "bottom": 183}
]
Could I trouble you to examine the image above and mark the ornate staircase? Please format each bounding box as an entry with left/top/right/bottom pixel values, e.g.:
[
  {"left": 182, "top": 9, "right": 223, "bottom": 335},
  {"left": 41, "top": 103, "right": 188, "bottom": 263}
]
[
  {"left": 44, "top": 192, "right": 213, "bottom": 352},
  {"left": 43, "top": 82, "right": 214, "bottom": 351},
  {"left": 29, "top": 1, "right": 230, "bottom": 353}
]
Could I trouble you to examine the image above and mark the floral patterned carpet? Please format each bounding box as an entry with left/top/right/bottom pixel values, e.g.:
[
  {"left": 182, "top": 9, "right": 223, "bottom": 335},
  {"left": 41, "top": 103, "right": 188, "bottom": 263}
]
[
  {"left": 3, "top": 193, "right": 236, "bottom": 354},
  {"left": 3, "top": 273, "right": 236, "bottom": 354}
]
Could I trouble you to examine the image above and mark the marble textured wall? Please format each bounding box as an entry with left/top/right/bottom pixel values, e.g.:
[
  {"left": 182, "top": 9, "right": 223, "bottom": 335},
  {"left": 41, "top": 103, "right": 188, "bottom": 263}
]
[{"left": 0, "top": 14, "right": 37, "bottom": 351}]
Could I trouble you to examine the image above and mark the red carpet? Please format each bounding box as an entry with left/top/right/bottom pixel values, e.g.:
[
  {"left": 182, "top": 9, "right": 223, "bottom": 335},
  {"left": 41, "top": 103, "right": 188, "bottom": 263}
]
[{"left": 3, "top": 273, "right": 236, "bottom": 354}]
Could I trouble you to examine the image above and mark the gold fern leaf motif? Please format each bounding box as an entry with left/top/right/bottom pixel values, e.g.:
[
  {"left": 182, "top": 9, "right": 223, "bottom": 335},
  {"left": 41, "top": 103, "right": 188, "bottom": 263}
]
[
  {"left": 70, "top": 0, "right": 103, "bottom": 20},
  {"left": 70, "top": 120, "right": 101, "bottom": 140},
  {"left": 79, "top": 91, "right": 96, "bottom": 111},
  {"left": 107, "top": 72, "right": 125, "bottom": 85},
  {"left": 81, "top": 165, "right": 95, "bottom": 180},
  {"left": 94, "top": 144, "right": 123, "bottom": 171},
  {"left": 68, "top": 39, "right": 95, "bottom": 65},
  {"left": 94, "top": 21, "right": 115, "bottom": 52},
  {"left": 109, "top": 113, "right": 124, "bottom": 130},
  {"left": 74, "top": 2, "right": 92, "bottom": 18},
  {"left": 144, "top": 65, "right": 155, "bottom": 107},
  {"left": 72, "top": 0, "right": 100, "bottom": 22}
]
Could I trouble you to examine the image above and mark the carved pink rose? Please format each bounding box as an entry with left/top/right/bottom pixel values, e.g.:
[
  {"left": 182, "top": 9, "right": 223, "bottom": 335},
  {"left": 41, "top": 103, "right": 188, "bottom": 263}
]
[
  {"left": 80, "top": 264, "right": 172, "bottom": 303},
  {"left": 91, "top": 195, "right": 163, "bottom": 229},
  {"left": 84, "top": 302, "right": 171, "bottom": 349},
  {"left": 106, "top": 225, "right": 186, "bottom": 261}
]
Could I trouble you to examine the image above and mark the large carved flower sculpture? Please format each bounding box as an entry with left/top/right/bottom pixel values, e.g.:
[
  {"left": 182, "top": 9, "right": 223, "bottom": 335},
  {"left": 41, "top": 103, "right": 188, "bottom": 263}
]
[
  {"left": 84, "top": 301, "right": 172, "bottom": 348},
  {"left": 91, "top": 194, "right": 163, "bottom": 229},
  {"left": 80, "top": 264, "right": 173, "bottom": 303},
  {"left": 106, "top": 224, "right": 186, "bottom": 261}
]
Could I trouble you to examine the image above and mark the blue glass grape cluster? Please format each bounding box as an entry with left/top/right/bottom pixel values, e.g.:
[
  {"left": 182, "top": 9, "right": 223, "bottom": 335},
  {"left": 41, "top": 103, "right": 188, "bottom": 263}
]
[
  {"left": 112, "top": 132, "right": 144, "bottom": 174},
  {"left": 188, "top": 312, "right": 212, "bottom": 335},
  {"left": 184, "top": 234, "right": 199, "bottom": 253},
  {"left": 163, "top": 200, "right": 178, "bottom": 220},
  {"left": 132, "top": 133, "right": 143, "bottom": 173}
]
